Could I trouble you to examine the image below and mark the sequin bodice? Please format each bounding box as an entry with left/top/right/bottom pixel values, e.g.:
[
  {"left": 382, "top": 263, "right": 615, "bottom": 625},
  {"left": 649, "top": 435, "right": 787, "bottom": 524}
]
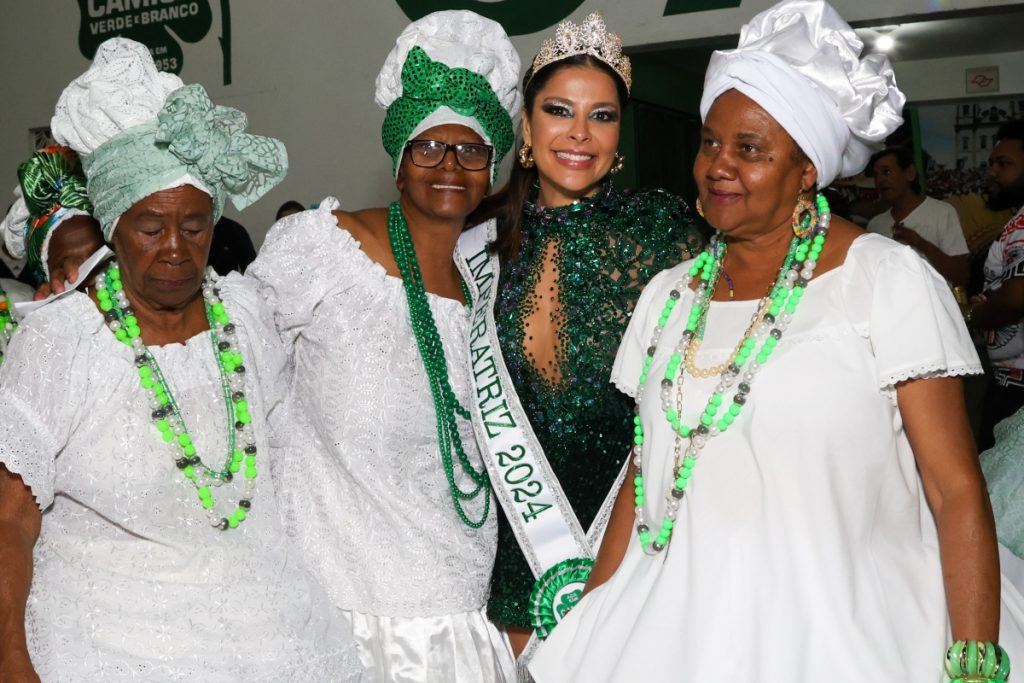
[{"left": 487, "top": 183, "right": 704, "bottom": 626}]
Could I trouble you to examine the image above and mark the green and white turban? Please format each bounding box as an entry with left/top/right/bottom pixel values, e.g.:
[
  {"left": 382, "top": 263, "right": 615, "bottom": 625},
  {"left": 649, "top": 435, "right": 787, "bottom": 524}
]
[
  {"left": 51, "top": 38, "right": 287, "bottom": 239},
  {"left": 375, "top": 10, "right": 521, "bottom": 180},
  {"left": 2, "top": 146, "right": 94, "bottom": 281}
]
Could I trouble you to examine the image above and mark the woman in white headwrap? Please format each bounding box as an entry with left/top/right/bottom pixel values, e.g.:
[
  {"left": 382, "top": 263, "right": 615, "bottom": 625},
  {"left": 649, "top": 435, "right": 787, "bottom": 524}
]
[
  {"left": 3, "top": 146, "right": 104, "bottom": 288},
  {"left": 245, "top": 10, "right": 520, "bottom": 682},
  {"left": 0, "top": 38, "right": 363, "bottom": 682},
  {"left": 530, "top": 2, "right": 1024, "bottom": 681}
]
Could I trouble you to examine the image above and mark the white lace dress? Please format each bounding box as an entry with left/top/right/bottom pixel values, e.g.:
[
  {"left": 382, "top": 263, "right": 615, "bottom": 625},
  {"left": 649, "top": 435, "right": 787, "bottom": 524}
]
[
  {"left": 248, "top": 198, "right": 513, "bottom": 682},
  {"left": 0, "top": 274, "right": 364, "bottom": 682},
  {"left": 530, "top": 235, "right": 1024, "bottom": 682},
  {"left": 1, "top": 277, "right": 34, "bottom": 303}
]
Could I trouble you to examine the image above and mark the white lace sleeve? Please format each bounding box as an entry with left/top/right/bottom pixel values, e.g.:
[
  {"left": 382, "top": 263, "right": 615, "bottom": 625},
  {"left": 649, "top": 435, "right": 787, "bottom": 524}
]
[
  {"left": 0, "top": 298, "right": 97, "bottom": 509},
  {"left": 216, "top": 272, "right": 289, "bottom": 417},
  {"left": 865, "top": 243, "right": 982, "bottom": 391},
  {"left": 611, "top": 264, "right": 686, "bottom": 398},
  {"left": 247, "top": 196, "right": 363, "bottom": 343}
]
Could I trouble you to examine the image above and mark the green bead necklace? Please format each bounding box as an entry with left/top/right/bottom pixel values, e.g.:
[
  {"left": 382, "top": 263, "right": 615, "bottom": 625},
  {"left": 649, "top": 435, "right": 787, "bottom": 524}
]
[
  {"left": 0, "top": 286, "right": 16, "bottom": 366},
  {"left": 387, "top": 201, "right": 491, "bottom": 528},
  {"left": 632, "top": 194, "right": 831, "bottom": 553},
  {"left": 96, "top": 261, "right": 256, "bottom": 531}
]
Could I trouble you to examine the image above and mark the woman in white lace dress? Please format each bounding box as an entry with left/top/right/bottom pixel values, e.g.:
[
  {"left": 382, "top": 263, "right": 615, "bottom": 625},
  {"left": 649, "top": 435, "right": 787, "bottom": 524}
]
[
  {"left": 531, "top": 2, "right": 1024, "bottom": 681},
  {"left": 245, "top": 11, "right": 520, "bottom": 682},
  {"left": 0, "top": 38, "right": 363, "bottom": 682}
]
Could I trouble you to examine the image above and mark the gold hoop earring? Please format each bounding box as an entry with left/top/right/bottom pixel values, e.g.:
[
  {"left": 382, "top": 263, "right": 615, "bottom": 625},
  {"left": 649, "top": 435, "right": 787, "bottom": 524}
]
[
  {"left": 791, "top": 193, "right": 819, "bottom": 239},
  {"left": 518, "top": 143, "right": 535, "bottom": 169},
  {"left": 609, "top": 152, "right": 625, "bottom": 175},
  {"left": 695, "top": 198, "right": 704, "bottom": 218}
]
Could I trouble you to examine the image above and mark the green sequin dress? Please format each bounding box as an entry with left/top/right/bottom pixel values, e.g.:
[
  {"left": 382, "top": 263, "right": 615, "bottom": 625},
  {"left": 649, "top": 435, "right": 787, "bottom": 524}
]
[{"left": 487, "top": 183, "right": 705, "bottom": 627}]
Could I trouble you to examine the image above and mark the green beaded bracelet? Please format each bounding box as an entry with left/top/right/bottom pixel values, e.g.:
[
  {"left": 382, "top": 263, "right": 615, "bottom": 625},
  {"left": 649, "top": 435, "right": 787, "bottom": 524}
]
[{"left": 945, "top": 640, "right": 1010, "bottom": 682}]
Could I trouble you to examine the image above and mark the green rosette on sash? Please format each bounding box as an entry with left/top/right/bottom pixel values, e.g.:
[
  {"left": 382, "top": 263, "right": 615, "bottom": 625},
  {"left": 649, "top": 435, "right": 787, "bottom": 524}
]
[{"left": 528, "top": 557, "right": 594, "bottom": 640}]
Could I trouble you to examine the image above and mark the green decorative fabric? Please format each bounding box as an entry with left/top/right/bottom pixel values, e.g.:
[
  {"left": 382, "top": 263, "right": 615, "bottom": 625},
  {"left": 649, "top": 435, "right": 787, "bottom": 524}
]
[
  {"left": 486, "top": 183, "right": 706, "bottom": 627},
  {"left": 17, "top": 146, "right": 93, "bottom": 279},
  {"left": 83, "top": 83, "right": 287, "bottom": 238},
  {"left": 981, "top": 407, "right": 1024, "bottom": 560},
  {"left": 382, "top": 46, "right": 513, "bottom": 178}
]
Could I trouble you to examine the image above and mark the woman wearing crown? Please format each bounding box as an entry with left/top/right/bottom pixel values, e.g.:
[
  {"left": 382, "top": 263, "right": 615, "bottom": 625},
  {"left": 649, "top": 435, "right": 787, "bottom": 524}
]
[
  {"left": 464, "top": 12, "right": 703, "bottom": 672},
  {"left": 529, "top": 1, "right": 1024, "bottom": 681}
]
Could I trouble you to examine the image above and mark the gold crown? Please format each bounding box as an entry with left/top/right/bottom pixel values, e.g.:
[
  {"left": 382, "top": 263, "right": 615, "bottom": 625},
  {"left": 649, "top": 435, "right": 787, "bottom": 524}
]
[{"left": 530, "top": 12, "right": 632, "bottom": 93}]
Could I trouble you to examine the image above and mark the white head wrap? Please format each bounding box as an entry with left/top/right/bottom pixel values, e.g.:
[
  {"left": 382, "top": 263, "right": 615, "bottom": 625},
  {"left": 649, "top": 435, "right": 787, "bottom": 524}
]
[
  {"left": 50, "top": 38, "right": 284, "bottom": 241},
  {"left": 3, "top": 197, "right": 90, "bottom": 280},
  {"left": 2, "top": 188, "right": 30, "bottom": 261},
  {"left": 50, "top": 38, "right": 211, "bottom": 235},
  {"left": 52, "top": 38, "right": 184, "bottom": 155},
  {"left": 375, "top": 10, "right": 522, "bottom": 177},
  {"left": 700, "top": 0, "right": 905, "bottom": 187}
]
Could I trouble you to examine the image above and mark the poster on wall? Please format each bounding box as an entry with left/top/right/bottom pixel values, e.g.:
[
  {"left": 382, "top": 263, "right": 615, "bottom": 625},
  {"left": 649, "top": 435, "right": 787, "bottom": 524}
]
[
  {"left": 77, "top": 0, "right": 233, "bottom": 84},
  {"left": 917, "top": 96, "right": 1024, "bottom": 247}
]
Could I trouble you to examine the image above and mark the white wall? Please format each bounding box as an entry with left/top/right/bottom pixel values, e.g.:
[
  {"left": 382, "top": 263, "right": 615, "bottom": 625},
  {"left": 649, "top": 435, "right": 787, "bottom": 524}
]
[
  {"left": 895, "top": 50, "right": 1024, "bottom": 104},
  {"left": 2, "top": 0, "right": 1022, "bottom": 244}
]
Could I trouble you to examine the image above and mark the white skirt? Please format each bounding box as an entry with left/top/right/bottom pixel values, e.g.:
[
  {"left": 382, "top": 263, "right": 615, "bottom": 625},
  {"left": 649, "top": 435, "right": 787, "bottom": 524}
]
[{"left": 341, "top": 608, "right": 515, "bottom": 683}]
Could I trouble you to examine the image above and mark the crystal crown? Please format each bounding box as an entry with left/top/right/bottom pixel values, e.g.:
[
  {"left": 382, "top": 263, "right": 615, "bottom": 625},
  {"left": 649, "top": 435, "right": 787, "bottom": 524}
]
[{"left": 530, "top": 12, "right": 632, "bottom": 93}]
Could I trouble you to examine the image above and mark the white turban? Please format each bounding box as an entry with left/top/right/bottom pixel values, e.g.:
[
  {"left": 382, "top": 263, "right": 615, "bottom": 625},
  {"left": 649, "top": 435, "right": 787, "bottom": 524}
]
[
  {"left": 2, "top": 185, "right": 91, "bottom": 281},
  {"left": 50, "top": 38, "right": 286, "bottom": 239},
  {"left": 700, "top": 0, "right": 905, "bottom": 187},
  {"left": 2, "top": 188, "right": 30, "bottom": 261},
  {"left": 51, "top": 38, "right": 184, "bottom": 156},
  {"left": 375, "top": 10, "right": 522, "bottom": 177}
]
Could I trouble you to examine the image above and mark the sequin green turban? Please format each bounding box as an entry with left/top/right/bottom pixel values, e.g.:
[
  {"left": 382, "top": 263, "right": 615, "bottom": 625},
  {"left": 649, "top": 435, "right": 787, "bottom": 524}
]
[
  {"left": 375, "top": 11, "right": 521, "bottom": 180},
  {"left": 81, "top": 83, "right": 287, "bottom": 239},
  {"left": 381, "top": 46, "right": 515, "bottom": 179}
]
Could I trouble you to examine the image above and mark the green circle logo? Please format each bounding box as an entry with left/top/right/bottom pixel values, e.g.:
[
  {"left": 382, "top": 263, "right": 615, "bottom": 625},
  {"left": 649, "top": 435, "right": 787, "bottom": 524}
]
[
  {"left": 395, "top": 0, "right": 585, "bottom": 36},
  {"left": 528, "top": 557, "right": 594, "bottom": 639}
]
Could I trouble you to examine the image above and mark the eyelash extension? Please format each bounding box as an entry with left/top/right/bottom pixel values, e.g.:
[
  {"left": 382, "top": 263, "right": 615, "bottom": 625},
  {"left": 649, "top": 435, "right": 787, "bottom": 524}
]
[
  {"left": 591, "top": 109, "right": 620, "bottom": 122},
  {"left": 541, "top": 102, "right": 574, "bottom": 117}
]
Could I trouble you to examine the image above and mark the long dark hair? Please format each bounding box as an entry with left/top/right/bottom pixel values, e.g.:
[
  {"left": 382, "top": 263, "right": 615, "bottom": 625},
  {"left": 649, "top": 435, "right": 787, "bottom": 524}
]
[{"left": 469, "top": 54, "right": 630, "bottom": 260}]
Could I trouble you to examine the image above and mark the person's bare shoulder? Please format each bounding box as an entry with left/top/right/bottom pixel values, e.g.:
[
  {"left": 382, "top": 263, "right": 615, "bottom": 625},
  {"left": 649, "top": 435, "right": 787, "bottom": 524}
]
[{"left": 332, "top": 207, "right": 396, "bottom": 274}]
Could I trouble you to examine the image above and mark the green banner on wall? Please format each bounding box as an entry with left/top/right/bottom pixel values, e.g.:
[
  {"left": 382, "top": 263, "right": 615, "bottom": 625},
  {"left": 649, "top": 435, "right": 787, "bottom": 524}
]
[
  {"left": 78, "top": 0, "right": 232, "bottom": 84},
  {"left": 663, "top": 0, "right": 742, "bottom": 15}
]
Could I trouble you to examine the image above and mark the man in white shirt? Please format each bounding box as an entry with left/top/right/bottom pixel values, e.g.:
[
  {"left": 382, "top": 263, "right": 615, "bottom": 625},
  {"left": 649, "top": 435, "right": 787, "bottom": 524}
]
[{"left": 867, "top": 147, "right": 969, "bottom": 286}]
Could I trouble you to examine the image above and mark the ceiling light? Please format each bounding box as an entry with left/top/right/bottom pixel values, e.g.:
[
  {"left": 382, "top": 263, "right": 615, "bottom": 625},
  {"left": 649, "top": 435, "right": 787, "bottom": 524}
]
[{"left": 876, "top": 34, "right": 895, "bottom": 51}]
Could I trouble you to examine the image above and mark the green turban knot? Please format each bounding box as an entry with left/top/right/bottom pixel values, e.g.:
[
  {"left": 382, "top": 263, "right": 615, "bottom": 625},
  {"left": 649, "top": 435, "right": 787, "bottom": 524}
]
[{"left": 382, "top": 46, "right": 514, "bottom": 179}]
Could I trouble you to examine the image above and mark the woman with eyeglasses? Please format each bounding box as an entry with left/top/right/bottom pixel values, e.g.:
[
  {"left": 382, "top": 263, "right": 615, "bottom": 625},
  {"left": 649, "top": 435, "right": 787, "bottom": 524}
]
[{"left": 246, "top": 11, "right": 520, "bottom": 682}]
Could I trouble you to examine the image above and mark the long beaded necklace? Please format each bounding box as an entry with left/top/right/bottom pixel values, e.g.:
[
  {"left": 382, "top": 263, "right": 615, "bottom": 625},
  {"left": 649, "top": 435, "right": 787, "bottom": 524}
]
[
  {"left": 632, "top": 194, "right": 831, "bottom": 553},
  {"left": 95, "top": 261, "right": 256, "bottom": 531},
  {"left": 387, "top": 202, "right": 491, "bottom": 528},
  {"left": 0, "top": 286, "right": 16, "bottom": 366}
]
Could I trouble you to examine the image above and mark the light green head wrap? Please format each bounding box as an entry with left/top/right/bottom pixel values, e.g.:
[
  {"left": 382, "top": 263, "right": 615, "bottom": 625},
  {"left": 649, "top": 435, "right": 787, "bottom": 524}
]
[{"left": 82, "top": 83, "right": 287, "bottom": 239}]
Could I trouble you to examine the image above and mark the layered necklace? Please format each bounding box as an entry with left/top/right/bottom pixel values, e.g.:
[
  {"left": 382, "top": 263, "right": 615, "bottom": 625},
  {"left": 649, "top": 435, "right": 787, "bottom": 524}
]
[
  {"left": 95, "top": 262, "right": 256, "bottom": 531},
  {"left": 632, "top": 194, "right": 831, "bottom": 553},
  {"left": 387, "top": 202, "right": 491, "bottom": 528},
  {"left": 0, "top": 285, "right": 15, "bottom": 366}
]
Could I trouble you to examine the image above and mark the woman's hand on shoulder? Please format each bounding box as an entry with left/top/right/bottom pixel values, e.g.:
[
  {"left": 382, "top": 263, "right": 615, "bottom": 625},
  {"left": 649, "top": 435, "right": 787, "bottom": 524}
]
[{"left": 33, "top": 263, "right": 80, "bottom": 299}]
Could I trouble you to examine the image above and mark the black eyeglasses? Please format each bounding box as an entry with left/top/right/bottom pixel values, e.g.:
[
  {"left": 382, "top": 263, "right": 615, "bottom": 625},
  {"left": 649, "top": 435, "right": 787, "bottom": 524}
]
[{"left": 403, "top": 140, "right": 494, "bottom": 171}]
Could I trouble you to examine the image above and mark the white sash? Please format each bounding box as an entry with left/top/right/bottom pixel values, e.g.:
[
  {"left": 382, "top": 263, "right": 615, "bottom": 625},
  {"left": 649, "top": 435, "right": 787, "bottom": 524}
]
[{"left": 456, "top": 223, "right": 627, "bottom": 668}]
